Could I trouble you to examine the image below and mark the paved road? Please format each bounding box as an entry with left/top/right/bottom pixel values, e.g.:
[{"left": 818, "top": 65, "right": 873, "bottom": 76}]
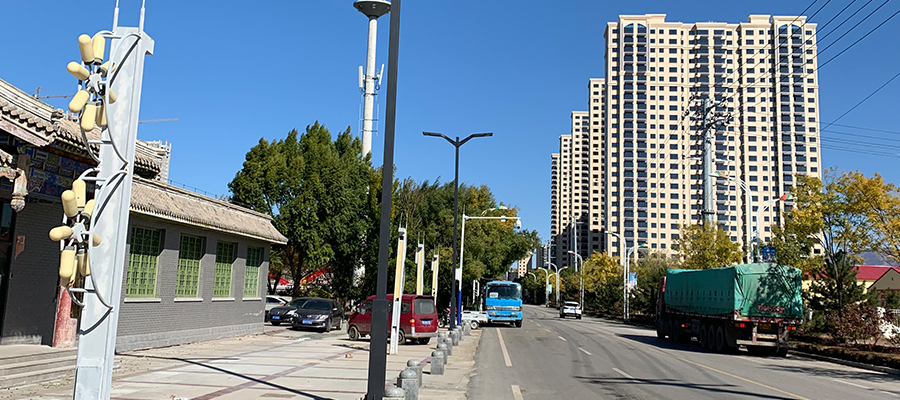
[{"left": 468, "top": 305, "right": 900, "bottom": 400}]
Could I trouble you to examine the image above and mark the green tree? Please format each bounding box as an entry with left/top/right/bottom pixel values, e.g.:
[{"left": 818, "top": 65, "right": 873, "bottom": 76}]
[
  {"left": 630, "top": 252, "right": 679, "bottom": 317},
  {"left": 675, "top": 224, "right": 742, "bottom": 270},
  {"left": 229, "top": 123, "right": 377, "bottom": 304}
]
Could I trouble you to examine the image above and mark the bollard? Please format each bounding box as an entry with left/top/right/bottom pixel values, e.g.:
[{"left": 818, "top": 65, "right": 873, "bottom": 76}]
[
  {"left": 384, "top": 386, "right": 406, "bottom": 400},
  {"left": 398, "top": 368, "right": 418, "bottom": 400},
  {"left": 454, "top": 326, "right": 463, "bottom": 341},
  {"left": 407, "top": 359, "right": 423, "bottom": 388},
  {"left": 441, "top": 337, "right": 454, "bottom": 356},
  {"left": 436, "top": 342, "right": 450, "bottom": 360},
  {"left": 450, "top": 330, "right": 460, "bottom": 346},
  {"left": 438, "top": 331, "right": 449, "bottom": 340},
  {"left": 430, "top": 350, "right": 445, "bottom": 375},
  {"left": 463, "top": 321, "right": 471, "bottom": 336}
]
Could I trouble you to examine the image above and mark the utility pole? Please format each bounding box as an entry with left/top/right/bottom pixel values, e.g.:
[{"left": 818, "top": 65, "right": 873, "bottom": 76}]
[
  {"left": 701, "top": 97, "right": 715, "bottom": 226},
  {"left": 354, "top": 0, "right": 390, "bottom": 157}
]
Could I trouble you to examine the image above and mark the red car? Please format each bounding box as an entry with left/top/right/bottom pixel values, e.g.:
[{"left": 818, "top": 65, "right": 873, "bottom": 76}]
[{"left": 347, "top": 294, "right": 438, "bottom": 344}]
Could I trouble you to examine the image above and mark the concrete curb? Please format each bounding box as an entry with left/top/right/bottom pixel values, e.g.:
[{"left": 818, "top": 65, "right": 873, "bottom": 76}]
[{"left": 788, "top": 350, "right": 900, "bottom": 377}]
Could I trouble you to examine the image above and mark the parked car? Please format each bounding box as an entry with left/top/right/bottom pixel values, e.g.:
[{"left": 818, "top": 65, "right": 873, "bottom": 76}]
[
  {"left": 289, "top": 298, "right": 344, "bottom": 332},
  {"left": 560, "top": 301, "right": 582, "bottom": 319},
  {"left": 347, "top": 294, "right": 438, "bottom": 344},
  {"left": 265, "top": 295, "right": 288, "bottom": 322},
  {"left": 267, "top": 297, "right": 310, "bottom": 326},
  {"left": 461, "top": 310, "right": 488, "bottom": 329}
]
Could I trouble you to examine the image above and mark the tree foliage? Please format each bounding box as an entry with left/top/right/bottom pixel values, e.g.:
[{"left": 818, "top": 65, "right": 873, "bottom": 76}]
[
  {"left": 675, "top": 224, "right": 742, "bottom": 270},
  {"left": 630, "top": 252, "right": 680, "bottom": 317},
  {"left": 229, "top": 124, "right": 540, "bottom": 309}
]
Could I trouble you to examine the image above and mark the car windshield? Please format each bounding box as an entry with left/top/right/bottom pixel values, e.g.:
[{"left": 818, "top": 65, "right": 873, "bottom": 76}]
[
  {"left": 486, "top": 284, "right": 521, "bottom": 300},
  {"left": 565, "top": 302, "right": 579, "bottom": 306},
  {"left": 299, "top": 299, "right": 332, "bottom": 311},
  {"left": 287, "top": 298, "right": 306, "bottom": 307}
]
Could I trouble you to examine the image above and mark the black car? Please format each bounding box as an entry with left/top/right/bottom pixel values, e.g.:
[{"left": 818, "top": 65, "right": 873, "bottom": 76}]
[
  {"left": 267, "top": 297, "right": 311, "bottom": 326},
  {"left": 290, "top": 298, "right": 344, "bottom": 332}
]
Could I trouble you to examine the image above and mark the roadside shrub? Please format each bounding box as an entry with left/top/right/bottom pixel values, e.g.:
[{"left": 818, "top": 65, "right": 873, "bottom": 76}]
[{"left": 826, "top": 303, "right": 884, "bottom": 350}]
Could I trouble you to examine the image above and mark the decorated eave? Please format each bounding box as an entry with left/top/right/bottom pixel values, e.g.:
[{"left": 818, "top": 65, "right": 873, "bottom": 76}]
[
  {"left": 0, "top": 77, "right": 160, "bottom": 176},
  {"left": 131, "top": 176, "right": 288, "bottom": 245}
]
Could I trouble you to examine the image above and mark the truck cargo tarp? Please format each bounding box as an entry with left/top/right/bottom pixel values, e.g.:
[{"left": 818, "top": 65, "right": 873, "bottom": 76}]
[{"left": 664, "top": 263, "right": 803, "bottom": 319}]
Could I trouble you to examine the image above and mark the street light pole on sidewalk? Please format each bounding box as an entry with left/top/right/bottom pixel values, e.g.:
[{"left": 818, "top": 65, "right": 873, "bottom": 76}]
[
  {"left": 568, "top": 251, "right": 584, "bottom": 310},
  {"left": 366, "top": 0, "right": 399, "bottom": 399},
  {"left": 423, "top": 131, "right": 492, "bottom": 329}
]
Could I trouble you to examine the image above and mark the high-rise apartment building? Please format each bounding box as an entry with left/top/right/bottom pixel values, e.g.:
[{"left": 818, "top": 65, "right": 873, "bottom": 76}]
[{"left": 551, "top": 14, "right": 821, "bottom": 260}]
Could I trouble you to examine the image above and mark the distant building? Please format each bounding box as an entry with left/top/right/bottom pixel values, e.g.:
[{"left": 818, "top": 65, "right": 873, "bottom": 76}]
[
  {"left": 516, "top": 253, "right": 532, "bottom": 279},
  {"left": 551, "top": 14, "right": 822, "bottom": 260}
]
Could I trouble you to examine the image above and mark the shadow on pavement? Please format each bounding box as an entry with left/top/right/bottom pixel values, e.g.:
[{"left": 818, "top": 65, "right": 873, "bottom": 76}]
[
  {"left": 118, "top": 354, "right": 333, "bottom": 400},
  {"left": 616, "top": 333, "right": 712, "bottom": 355},
  {"left": 762, "top": 363, "right": 900, "bottom": 385},
  {"left": 575, "top": 376, "right": 796, "bottom": 400}
]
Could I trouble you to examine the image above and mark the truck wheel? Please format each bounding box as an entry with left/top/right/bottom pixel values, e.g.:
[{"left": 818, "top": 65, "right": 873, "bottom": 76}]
[
  {"left": 775, "top": 347, "right": 788, "bottom": 357},
  {"left": 514, "top": 320, "right": 522, "bottom": 328},
  {"left": 665, "top": 320, "right": 674, "bottom": 341},
  {"left": 673, "top": 320, "right": 683, "bottom": 342},
  {"left": 707, "top": 325, "right": 716, "bottom": 350},
  {"left": 715, "top": 326, "right": 726, "bottom": 353},
  {"left": 656, "top": 321, "right": 665, "bottom": 339},
  {"left": 699, "top": 324, "right": 708, "bottom": 349}
]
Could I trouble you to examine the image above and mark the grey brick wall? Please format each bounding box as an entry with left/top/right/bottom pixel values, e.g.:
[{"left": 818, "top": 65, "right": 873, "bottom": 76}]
[
  {"left": 115, "top": 214, "right": 271, "bottom": 352},
  {"left": 1, "top": 203, "right": 63, "bottom": 345}
]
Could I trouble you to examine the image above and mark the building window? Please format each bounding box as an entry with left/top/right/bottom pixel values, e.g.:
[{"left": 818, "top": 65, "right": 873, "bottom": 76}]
[
  {"left": 244, "top": 247, "right": 262, "bottom": 297},
  {"left": 126, "top": 227, "right": 161, "bottom": 298},
  {"left": 214, "top": 242, "right": 236, "bottom": 297},
  {"left": 176, "top": 235, "right": 204, "bottom": 297}
]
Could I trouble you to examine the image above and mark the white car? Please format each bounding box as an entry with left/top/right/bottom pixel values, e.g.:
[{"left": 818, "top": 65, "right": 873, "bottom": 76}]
[{"left": 560, "top": 301, "right": 582, "bottom": 319}]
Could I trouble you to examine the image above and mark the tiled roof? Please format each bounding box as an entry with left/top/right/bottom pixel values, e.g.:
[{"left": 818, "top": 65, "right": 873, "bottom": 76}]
[
  {"left": 857, "top": 265, "right": 900, "bottom": 281},
  {"left": 0, "top": 77, "right": 160, "bottom": 175},
  {"left": 131, "top": 176, "right": 288, "bottom": 245}
]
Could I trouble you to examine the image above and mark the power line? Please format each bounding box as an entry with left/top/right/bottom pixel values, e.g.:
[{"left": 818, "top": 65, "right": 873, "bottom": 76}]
[
  {"left": 822, "top": 123, "right": 900, "bottom": 135},
  {"left": 816, "top": 0, "right": 875, "bottom": 43},
  {"left": 823, "top": 129, "right": 900, "bottom": 142},
  {"left": 818, "top": 7, "right": 900, "bottom": 69},
  {"left": 818, "top": 0, "right": 892, "bottom": 54},
  {"left": 821, "top": 144, "right": 900, "bottom": 158},
  {"left": 822, "top": 69, "right": 900, "bottom": 129},
  {"left": 821, "top": 136, "right": 900, "bottom": 150},
  {"left": 818, "top": 0, "right": 863, "bottom": 32}
]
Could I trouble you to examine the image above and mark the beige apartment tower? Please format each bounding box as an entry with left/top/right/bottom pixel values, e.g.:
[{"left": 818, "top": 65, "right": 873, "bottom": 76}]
[{"left": 551, "top": 14, "right": 821, "bottom": 264}]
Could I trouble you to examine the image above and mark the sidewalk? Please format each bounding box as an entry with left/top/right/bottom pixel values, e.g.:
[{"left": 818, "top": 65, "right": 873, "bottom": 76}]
[{"left": 0, "top": 325, "right": 481, "bottom": 400}]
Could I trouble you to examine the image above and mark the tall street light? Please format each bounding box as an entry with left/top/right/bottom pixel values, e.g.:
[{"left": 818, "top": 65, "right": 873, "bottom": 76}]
[
  {"left": 423, "top": 131, "right": 492, "bottom": 329},
  {"left": 536, "top": 267, "right": 553, "bottom": 307},
  {"left": 353, "top": 0, "right": 390, "bottom": 157},
  {"left": 366, "top": 0, "right": 400, "bottom": 399},
  {"left": 459, "top": 210, "right": 521, "bottom": 324},
  {"left": 567, "top": 250, "right": 584, "bottom": 310},
  {"left": 754, "top": 193, "right": 792, "bottom": 261},
  {"left": 712, "top": 171, "right": 754, "bottom": 263},
  {"left": 545, "top": 262, "right": 566, "bottom": 308},
  {"left": 624, "top": 242, "right": 647, "bottom": 322}
]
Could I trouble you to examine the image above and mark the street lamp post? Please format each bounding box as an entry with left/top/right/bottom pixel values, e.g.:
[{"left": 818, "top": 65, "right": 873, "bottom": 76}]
[
  {"left": 754, "top": 193, "right": 792, "bottom": 262},
  {"left": 459, "top": 212, "right": 521, "bottom": 324},
  {"left": 537, "top": 267, "right": 554, "bottom": 307},
  {"left": 567, "top": 251, "right": 584, "bottom": 310},
  {"left": 423, "top": 131, "right": 492, "bottom": 330},
  {"left": 712, "top": 172, "right": 754, "bottom": 263},
  {"left": 624, "top": 243, "right": 646, "bottom": 322},
  {"left": 544, "top": 262, "right": 566, "bottom": 308}
]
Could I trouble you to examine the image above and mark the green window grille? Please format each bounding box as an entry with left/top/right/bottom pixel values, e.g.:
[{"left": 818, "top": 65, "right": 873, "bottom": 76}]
[
  {"left": 126, "top": 227, "right": 161, "bottom": 298},
  {"left": 214, "top": 242, "right": 236, "bottom": 297},
  {"left": 176, "top": 235, "right": 204, "bottom": 297},
  {"left": 244, "top": 247, "right": 262, "bottom": 297}
]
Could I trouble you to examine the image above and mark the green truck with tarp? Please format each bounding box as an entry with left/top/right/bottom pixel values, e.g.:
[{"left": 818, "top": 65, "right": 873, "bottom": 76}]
[{"left": 655, "top": 263, "right": 803, "bottom": 356}]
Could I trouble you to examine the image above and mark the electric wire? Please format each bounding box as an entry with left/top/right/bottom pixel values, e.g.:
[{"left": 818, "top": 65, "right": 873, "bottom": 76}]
[
  {"left": 818, "top": 7, "right": 900, "bottom": 68},
  {"left": 818, "top": 0, "right": 893, "bottom": 54}
]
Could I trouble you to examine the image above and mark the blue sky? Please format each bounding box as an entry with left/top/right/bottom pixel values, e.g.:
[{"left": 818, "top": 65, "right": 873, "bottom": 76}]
[{"left": 1, "top": 1, "right": 899, "bottom": 242}]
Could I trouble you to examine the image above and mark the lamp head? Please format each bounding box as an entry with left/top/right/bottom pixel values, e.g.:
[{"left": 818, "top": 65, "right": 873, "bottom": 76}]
[
  {"left": 353, "top": 0, "right": 391, "bottom": 18},
  {"left": 515, "top": 219, "right": 521, "bottom": 229}
]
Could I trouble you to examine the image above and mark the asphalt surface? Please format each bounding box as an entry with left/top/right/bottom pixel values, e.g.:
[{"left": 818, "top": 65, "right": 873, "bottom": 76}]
[{"left": 468, "top": 305, "right": 900, "bottom": 400}]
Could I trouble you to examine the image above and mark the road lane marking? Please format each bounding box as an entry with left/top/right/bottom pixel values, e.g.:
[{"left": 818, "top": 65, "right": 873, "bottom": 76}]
[
  {"left": 880, "top": 390, "right": 898, "bottom": 397},
  {"left": 578, "top": 347, "right": 592, "bottom": 355},
  {"left": 544, "top": 328, "right": 551, "bottom": 333},
  {"left": 612, "top": 367, "right": 636, "bottom": 381},
  {"left": 611, "top": 336, "right": 811, "bottom": 400},
  {"left": 832, "top": 379, "right": 869, "bottom": 389},
  {"left": 534, "top": 322, "right": 541, "bottom": 327},
  {"left": 558, "top": 336, "right": 567, "bottom": 341},
  {"left": 511, "top": 384, "right": 524, "bottom": 400},
  {"left": 497, "top": 329, "right": 513, "bottom": 367}
]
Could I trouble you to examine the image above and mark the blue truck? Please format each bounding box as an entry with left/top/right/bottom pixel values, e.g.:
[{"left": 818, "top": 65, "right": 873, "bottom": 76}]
[{"left": 484, "top": 281, "right": 523, "bottom": 327}]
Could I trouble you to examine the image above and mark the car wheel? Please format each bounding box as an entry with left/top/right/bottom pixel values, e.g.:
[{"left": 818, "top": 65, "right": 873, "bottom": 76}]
[
  {"left": 348, "top": 325, "right": 360, "bottom": 341},
  {"left": 417, "top": 338, "right": 431, "bottom": 345},
  {"left": 576, "top": 315, "right": 582, "bottom": 320},
  {"left": 271, "top": 321, "right": 281, "bottom": 326},
  {"left": 324, "top": 318, "right": 332, "bottom": 333},
  {"left": 397, "top": 329, "right": 406, "bottom": 345},
  {"left": 470, "top": 320, "right": 479, "bottom": 330}
]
